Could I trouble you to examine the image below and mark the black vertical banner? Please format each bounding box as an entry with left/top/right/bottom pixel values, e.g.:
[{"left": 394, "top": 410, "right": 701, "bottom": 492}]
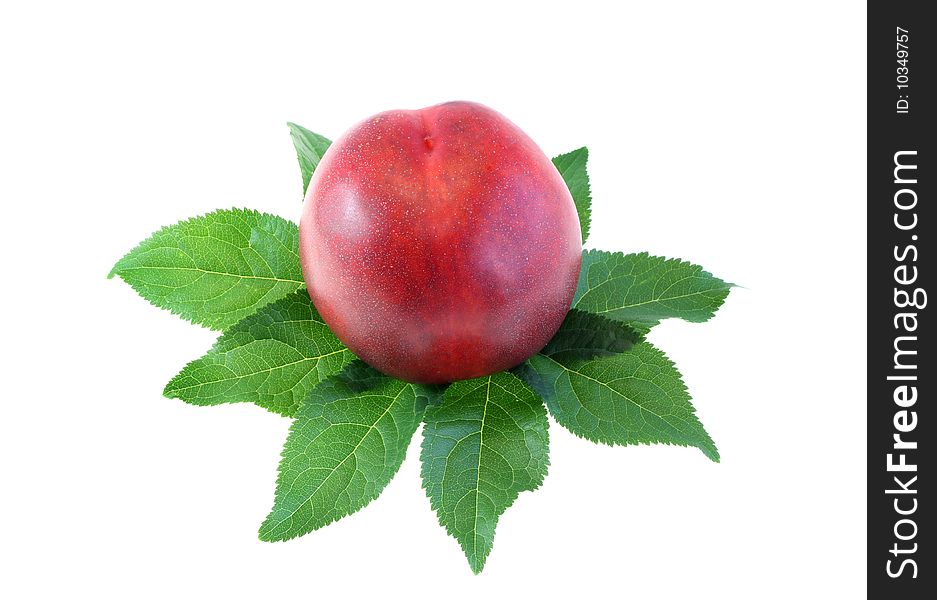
[{"left": 869, "top": 1, "right": 932, "bottom": 596}]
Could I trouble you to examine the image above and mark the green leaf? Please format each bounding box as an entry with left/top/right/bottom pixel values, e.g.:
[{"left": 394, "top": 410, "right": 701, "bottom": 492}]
[
  {"left": 163, "top": 290, "right": 355, "bottom": 417},
  {"left": 421, "top": 372, "right": 549, "bottom": 574},
  {"left": 259, "top": 361, "right": 426, "bottom": 542},
  {"left": 287, "top": 122, "right": 332, "bottom": 197},
  {"left": 109, "top": 209, "right": 304, "bottom": 330},
  {"left": 552, "top": 147, "right": 591, "bottom": 243},
  {"left": 519, "top": 341, "right": 719, "bottom": 462},
  {"left": 536, "top": 308, "right": 643, "bottom": 361},
  {"left": 573, "top": 250, "right": 733, "bottom": 334}
]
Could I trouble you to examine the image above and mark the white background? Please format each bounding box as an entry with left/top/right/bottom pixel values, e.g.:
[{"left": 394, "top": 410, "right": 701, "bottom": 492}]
[{"left": 1, "top": 1, "right": 866, "bottom": 598}]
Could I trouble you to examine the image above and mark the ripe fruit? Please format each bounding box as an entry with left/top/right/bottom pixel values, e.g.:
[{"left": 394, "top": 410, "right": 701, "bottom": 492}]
[{"left": 299, "top": 101, "right": 582, "bottom": 384}]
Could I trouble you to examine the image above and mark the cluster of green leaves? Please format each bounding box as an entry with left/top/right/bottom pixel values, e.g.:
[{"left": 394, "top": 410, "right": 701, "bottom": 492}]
[{"left": 109, "top": 123, "right": 734, "bottom": 574}]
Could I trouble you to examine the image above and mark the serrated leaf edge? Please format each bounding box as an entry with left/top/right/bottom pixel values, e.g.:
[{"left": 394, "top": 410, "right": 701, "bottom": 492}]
[
  {"left": 575, "top": 249, "right": 735, "bottom": 329},
  {"left": 108, "top": 208, "right": 304, "bottom": 330},
  {"left": 420, "top": 375, "right": 550, "bottom": 574},
  {"left": 258, "top": 369, "right": 421, "bottom": 542},
  {"left": 524, "top": 343, "right": 719, "bottom": 462},
  {"left": 552, "top": 147, "right": 591, "bottom": 244}
]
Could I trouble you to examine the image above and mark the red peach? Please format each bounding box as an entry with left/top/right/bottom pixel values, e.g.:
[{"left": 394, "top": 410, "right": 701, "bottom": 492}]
[{"left": 300, "top": 101, "right": 581, "bottom": 384}]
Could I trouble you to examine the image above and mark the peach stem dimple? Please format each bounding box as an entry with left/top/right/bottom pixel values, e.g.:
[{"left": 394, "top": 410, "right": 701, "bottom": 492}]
[{"left": 418, "top": 109, "right": 435, "bottom": 152}]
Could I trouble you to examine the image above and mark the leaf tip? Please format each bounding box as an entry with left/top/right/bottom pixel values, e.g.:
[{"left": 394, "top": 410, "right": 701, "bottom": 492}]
[
  {"left": 257, "top": 524, "right": 276, "bottom": 543},
  {"left": 108, "top": 252, "right": 130, "bottom": 279},
  {"left": 257, "top": 512, "right": 291, "bottom": 543},
  {"left": 695, "top": 428, "right": 721, "bottom": 462},
  {"left": 703, "top": 445, "right": 721, "bottom": 463},
  {"left": 461, "top": 544, "right": 490, "bottom": 575},
  {"left": 161, "top": 378, "right": 180, "bottom": 400}
]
